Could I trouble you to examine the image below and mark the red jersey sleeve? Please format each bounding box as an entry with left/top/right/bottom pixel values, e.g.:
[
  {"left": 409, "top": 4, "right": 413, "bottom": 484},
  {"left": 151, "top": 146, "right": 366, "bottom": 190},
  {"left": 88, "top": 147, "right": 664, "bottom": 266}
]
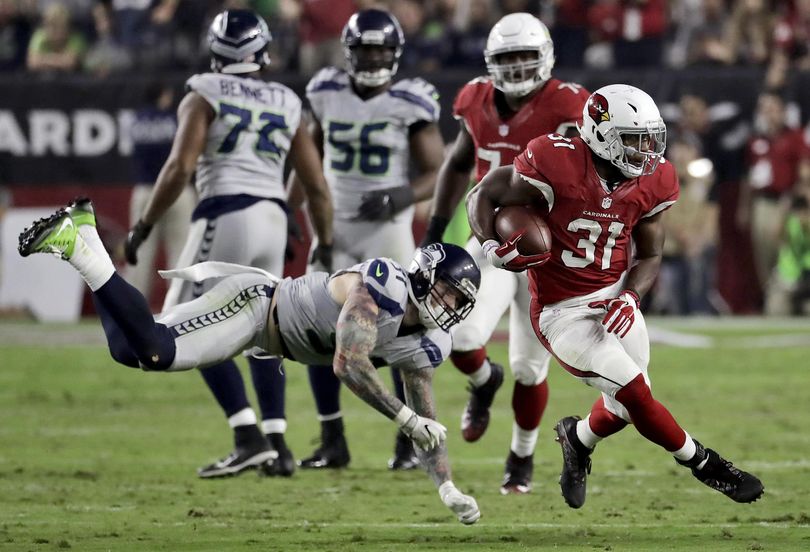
[
  {"left": 452, "top": 78, "right": 484, "bottom": 121},
  {"left": 514, "top": 138, "right": 549, "bottom": 182},
  {"left": 513, "top": 137, "right": 557, "bottom": 209},
  {"left": 641, "top": 160, "right": 680, "bottom": 219},
  {"left": 558, "top": 85, "right": 590, "bottom": 128}
]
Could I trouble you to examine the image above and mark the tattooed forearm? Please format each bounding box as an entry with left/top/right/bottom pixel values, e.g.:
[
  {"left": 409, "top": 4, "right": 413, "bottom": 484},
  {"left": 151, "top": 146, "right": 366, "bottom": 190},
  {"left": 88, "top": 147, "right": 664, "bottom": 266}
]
[
  {"left": 333, "top": 283, "right": 403, "bottom": 419},
  {"left": 402, "top": 366, "right": 452, "bottom": 486}
]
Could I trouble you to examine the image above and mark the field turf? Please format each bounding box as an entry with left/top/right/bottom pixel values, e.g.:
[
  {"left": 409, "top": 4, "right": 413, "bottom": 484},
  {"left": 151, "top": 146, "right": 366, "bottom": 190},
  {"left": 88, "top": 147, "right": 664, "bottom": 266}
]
[{"left": 0, "top": 320, "right": 808, "bottom": 551}]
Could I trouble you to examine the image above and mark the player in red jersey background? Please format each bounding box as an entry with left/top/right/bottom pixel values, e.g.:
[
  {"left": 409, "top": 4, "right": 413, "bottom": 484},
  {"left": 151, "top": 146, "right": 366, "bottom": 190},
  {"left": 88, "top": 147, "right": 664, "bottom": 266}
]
[
  {"left": 421, "top": 12, "right": 590, "bottom": 495},
  {"left": 467, "top": 84, "right": 764, "bottom": 509}
]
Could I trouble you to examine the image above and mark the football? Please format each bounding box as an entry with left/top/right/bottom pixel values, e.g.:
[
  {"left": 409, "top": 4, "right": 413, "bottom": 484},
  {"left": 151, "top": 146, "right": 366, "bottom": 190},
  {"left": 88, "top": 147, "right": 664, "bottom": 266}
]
[{"left": 495, "top": 205, "right": 552, "bottom": 256}]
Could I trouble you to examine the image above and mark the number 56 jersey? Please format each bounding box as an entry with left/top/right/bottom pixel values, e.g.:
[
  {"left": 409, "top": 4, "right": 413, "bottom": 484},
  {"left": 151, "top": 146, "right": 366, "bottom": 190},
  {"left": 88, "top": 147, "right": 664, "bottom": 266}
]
[
  {"left": 187, "top": 73, "right": 302, "bottom": 201},
  {"left": 514, "top": 134, "right": 679, "bottom": 306},
  {"left": 306, "top": 67, "right": 441, "bottom": 221}
]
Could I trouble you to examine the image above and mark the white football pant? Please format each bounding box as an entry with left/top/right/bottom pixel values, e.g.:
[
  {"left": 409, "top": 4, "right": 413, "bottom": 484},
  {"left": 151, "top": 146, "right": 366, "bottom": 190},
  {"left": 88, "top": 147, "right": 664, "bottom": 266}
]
[
  {"left": 452, "top": 237, "right": 550, "bottom": 386},
  {"left": 156, "top": 273, "right": 276, "bottom": 371},
  {"left": 533, "top": 279, "right": 651, "bottom": 422},
  {"left": 164, "top": 200, "right": 287, "bottom": 309}
]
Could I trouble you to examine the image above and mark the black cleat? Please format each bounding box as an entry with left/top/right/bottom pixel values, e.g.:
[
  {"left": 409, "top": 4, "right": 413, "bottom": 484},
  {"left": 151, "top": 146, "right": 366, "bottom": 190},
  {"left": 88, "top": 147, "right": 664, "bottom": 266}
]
[
  {"left": 18, "top": 197, "right": 97, "bottom": 259},
  {"left": 677, "top": 440, "right": 764, "bottom": 503},
  {"left": 388, "top": 431, "right": 420, "bottom": 470},
  {"left": 460, "top": 360, "right": 504, "bottom": 442},
  {"left": 554, "top": 416, "right": 593, "bottom": 508},
  {"left": 259, "top": 433, "right": 295, "bottom": 477},
  {"left": 197, "top": 443, "right": 276, "bottom": 478},
  {"left": 298, "top": 435, "right": 350, "bottom": 469},
  {"left": 501, "top": 451, "right": 533, "bottom": 495},
  {"left": 298, "top": 419, "right": 350, "bottom": 469}
]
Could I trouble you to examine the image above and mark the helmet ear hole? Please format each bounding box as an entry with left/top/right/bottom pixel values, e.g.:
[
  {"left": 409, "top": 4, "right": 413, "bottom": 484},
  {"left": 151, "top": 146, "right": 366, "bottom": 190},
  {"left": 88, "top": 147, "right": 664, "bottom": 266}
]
[{"left": 596, "top": 130, "right": 605, "bottom": 142}]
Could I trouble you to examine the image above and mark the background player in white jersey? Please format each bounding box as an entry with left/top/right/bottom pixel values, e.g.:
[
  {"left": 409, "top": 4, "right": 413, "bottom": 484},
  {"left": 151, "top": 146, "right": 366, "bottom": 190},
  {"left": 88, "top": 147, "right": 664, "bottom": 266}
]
[
  {"left": 289, "top": 8, "right": 445, "bottom": 470},
  {"left": 19, "top": 201, "right": 481, "bottom": 525},
  {"left": 421, "top": 13, "right": 589, "bottom": 494},
  {"left": 124, "top": 10, "right": 333, "bottom": 479}
]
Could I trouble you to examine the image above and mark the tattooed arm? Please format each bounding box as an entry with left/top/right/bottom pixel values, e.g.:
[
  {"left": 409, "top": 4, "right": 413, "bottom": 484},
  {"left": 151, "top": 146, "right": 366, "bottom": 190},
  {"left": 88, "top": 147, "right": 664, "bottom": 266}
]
[
  {"left": 400, "top": 362, "right": 481, "bottom": 524},
  {"left": 332, "top": 278, "right": 448, "bottom": 451},
  {"left": 333, "top": 280, "right": 404, "bottom": 419},
  {"left": 400, "top": 365, "right": 451, "bottom": 486}
]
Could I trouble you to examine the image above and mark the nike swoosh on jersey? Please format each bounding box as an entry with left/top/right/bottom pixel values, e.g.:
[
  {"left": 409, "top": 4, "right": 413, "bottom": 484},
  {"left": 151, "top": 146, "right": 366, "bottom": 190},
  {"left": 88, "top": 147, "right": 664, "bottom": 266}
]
[
  {"left": 527, "top": 149, "right": 533, "bottom": 159},
  {"left": 376, "top": 265, "right": 384, "bottom": 277}
]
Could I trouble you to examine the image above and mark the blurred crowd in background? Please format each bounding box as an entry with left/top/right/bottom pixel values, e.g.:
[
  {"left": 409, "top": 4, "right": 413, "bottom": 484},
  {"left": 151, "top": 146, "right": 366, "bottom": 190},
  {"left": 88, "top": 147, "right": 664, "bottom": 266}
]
[
  {"left": 0, "top": 0, "right": 809, "bottom": 86},
  {"left": 1, "top": 0, "right": 810, "bottom": 318}
]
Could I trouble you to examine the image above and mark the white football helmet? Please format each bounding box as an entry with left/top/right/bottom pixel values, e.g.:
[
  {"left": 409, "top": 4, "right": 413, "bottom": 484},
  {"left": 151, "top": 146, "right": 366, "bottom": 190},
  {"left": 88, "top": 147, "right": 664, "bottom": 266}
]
[
  {"left": 578, "top": 84, "right": 667, "bottom": 179},
  {"left": 484, "top": 13, "right": 554, "bottom": 98}
]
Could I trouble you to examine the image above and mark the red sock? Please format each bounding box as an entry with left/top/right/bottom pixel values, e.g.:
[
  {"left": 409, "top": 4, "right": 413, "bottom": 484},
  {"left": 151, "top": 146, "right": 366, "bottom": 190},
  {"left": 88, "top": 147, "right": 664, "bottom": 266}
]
[
  {"left": 615, "top": 374, "right": 687, "bottom": 452},
  {"left": 587, "top": 396, "right": 628, "bottom": 438},
  {"left": 512, "top": 380, "right": 549, "bottom": 430},
  {"left": 451, "top": 348, "right": 487, "bottom": 376}
]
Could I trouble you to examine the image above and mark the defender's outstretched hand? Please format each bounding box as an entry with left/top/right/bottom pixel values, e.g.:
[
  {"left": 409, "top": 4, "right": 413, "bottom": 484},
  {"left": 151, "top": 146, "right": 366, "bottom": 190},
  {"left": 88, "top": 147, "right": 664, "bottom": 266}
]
[
  {"left": 439, "top": 481, "right": 481, "bottom": 525},
  {"left": 395, "top": 406, "right": 447, "bottom": 451}
]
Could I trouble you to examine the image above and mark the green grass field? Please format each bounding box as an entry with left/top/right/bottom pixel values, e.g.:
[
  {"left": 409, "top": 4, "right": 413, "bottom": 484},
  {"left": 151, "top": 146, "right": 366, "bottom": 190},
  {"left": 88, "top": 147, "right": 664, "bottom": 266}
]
[{"left": 1, "top": 321, "right": 809, "bottom": 551}]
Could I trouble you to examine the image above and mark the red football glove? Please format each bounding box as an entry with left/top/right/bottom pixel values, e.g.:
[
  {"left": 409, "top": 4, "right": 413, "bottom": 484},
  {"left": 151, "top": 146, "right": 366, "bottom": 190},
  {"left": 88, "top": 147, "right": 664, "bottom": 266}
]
[
  {"left": 481, "top": 232, "right": 551, "bottom": 273},
  {"left": 588, "top": 290, "right": 640, "bottom": 338}
]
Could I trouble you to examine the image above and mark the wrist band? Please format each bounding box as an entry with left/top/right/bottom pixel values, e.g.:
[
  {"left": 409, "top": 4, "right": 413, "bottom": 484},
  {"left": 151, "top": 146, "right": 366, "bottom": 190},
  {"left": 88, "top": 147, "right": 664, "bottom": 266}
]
[{"left": 394, "top": 405, "right": 414, "bottom": 426}]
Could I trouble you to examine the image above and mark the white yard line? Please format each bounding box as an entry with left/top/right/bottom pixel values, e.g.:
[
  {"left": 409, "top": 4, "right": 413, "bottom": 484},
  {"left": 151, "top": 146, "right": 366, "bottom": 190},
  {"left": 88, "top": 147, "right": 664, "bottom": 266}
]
[
  {"left": 236, "top": 521, "right": 808, "bottom": 530},
  {"left": 454, "top": 457, "right": 810, "bottom": 471}
]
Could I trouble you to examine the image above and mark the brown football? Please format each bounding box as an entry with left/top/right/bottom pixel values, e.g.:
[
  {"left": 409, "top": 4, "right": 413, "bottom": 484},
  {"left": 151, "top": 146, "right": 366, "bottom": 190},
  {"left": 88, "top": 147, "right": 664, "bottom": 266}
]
[{"left": 495, "top": 205, "right": 552, "bottom": 256}]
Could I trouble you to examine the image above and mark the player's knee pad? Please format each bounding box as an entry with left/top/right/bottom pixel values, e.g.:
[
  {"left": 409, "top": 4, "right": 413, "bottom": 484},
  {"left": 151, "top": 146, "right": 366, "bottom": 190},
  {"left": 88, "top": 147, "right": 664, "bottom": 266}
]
[
  {"left": 137, "top": 323, "right": 176, "bottom": 371},
  {"left": 615, "top": 374, "right": 654, "bottom": 414},
  {"left": 450, "top": 348, "right": 487, "bottom": 375},
  {"left": 510, "top": 356, "right": 549, "bottom": 386},
  {"left": 451, "top": 324, "right": 486, "bottom": 352}
]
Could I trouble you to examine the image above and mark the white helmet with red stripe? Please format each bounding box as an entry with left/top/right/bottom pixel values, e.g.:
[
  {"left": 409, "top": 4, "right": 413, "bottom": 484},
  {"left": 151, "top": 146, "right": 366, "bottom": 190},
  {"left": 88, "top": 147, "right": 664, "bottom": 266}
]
[{"left": 578, "top": 84, "right": 667, "bottom": 178}]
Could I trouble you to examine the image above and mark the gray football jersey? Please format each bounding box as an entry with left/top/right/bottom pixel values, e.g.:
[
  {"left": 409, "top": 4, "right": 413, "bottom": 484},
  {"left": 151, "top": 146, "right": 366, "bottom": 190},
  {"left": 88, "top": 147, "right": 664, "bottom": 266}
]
[
  {"left": 305, "top": 68, "right": 441, "bottom": 221},
  {"left": 275, "top": 257, "right": 450, "bottom": 370},
  {"left": 187, "top": 73, "right": 302, "bottom": 201}
]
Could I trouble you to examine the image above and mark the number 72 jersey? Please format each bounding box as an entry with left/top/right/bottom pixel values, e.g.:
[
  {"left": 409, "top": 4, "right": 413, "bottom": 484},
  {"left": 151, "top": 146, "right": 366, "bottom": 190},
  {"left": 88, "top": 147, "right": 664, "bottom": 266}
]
[
  {"left": 306, "top": 67, "right": 441, "bottom": 221},
  {"left": 187, "top": 73, "right": 302, "bottom": 201},
  {"left": 514, "top": 134, "right": 679, "bottom": 306}
]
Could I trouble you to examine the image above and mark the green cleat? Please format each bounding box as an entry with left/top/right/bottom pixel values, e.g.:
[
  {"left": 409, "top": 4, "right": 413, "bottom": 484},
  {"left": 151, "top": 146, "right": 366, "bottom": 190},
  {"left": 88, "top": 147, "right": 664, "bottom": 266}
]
[
  {"left": 65, "top": 197, "right": 97, "bottom": 228},
  {"left": 18, "top": 197, "right": 96, "bottom": 260}
]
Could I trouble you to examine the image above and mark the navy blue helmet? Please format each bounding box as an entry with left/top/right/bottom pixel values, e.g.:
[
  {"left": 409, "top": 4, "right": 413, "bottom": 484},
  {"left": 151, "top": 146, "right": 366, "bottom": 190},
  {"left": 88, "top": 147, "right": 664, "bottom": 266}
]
[
  {"left": 407, "top": 243, "right": 480, "bottom": 331},
  {"left": 208, "top": 10, "right": 271, "bottom": 74},
  {"left": 341, "top": 9, "right": 404, "bottom": 87}
]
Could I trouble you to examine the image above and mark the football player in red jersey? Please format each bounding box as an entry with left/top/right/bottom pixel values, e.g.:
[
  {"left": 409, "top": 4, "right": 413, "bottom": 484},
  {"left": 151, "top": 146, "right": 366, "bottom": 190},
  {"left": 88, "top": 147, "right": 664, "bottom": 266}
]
[
  {"left": 467, "top": 84, "right": 764, "bottom": 508},
  {"left": 421, "top": 13, "right": 590, "bottom": 494}
]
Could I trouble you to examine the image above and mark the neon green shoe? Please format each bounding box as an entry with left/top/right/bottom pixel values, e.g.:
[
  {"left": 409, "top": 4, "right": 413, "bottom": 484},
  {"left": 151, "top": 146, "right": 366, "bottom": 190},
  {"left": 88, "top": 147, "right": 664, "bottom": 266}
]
[
  {"left": 18, "top": 197, "right": 96, "bottom": 260},
  {"left": 65, "top": 197, "right": 97, "bottom": 229}
]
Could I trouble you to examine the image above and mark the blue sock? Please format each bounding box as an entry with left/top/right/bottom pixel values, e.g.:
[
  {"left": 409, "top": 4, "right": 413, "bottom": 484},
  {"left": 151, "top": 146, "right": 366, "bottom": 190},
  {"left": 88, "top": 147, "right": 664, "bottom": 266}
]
[
  {"left": 200, "top": 359, "right": 250, "bottom": 418},
  {"left": 93, "top": 273, "right": 175, "bottom": 370},
  {"left": 307, "top": 364, "right": 341, "bottom": 417},
  {"left": 249, "top": 357, "right": 286, "bottom": 421},
  {"left": 93, "top": 294, "right": 138, "bottom": 368},
  {"left": 391, "top": 367, "right": 407, "bottom": 402}
]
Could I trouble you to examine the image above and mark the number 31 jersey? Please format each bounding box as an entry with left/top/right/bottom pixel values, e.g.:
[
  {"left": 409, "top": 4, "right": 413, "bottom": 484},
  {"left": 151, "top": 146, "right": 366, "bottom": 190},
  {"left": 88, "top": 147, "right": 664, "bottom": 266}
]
[
  {"left": 306, "top": 67, "right": 441, "bottom": 221},
  {"left": 514, "top": 135, "right": 679, "bottom": 306},
  {"left": 187, "top": 73, "right": 302, "bottom": 201}
]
